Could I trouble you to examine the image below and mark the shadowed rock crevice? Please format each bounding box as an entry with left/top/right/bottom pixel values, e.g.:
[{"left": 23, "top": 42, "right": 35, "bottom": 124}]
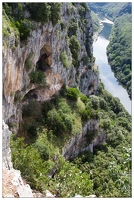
[{"left": 36, "top": 45, "right": 52, "bottom": 72}]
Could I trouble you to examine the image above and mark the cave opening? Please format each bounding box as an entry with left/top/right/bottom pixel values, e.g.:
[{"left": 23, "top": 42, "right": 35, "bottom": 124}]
[{"left": 36, "top": 44, "right": 52, "bottom": 72}]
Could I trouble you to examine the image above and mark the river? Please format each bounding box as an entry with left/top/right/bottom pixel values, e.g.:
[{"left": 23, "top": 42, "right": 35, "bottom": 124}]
[{"left": 93, "top": 20, "right": 131, "bottom": 115}]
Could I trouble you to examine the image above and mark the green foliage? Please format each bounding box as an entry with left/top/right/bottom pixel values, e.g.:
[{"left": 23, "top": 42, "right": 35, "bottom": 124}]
[
  {"left": 10, "top": 136, "right": 53, "bottom": 192},
  {"left": 34, "top": 132, "right": 59, "bottom": 161},
  {"left": 22, "top": 100, "right": 41, "bottom": 118},
  {"left": 26, "top": 3, "right": 51, "bottom": 22},
  {"left": 59, "top": 84, "right": 67, "bottom": 97},
  {"left": 51, "top": 157, "right": 93, "bottom": 197},
  {"left": 80, "top": 93, "right": 89, "bottom": 104},
  {"left": 68, "top": 18, "right": 78, "bottom": 37},
  {"left": 86, "top": 129, "right": 98, "bottom": 143},
  {"left": 90, "top": 95, "right": 100, "bottom": 110},
  {"left": 78, "top": 3, "right": 89, "bottom": 18},
  {"left": 60, "top": 51, "right": 70, "bottom": 69},
  {"left": 24, "top": 52, "right": 34, "bottom": 71},
  {"left": 15, "top": 19, "right": 33, "bottom": 41},
  {"left": 81, "top": 55, "right": 90, "bottom": 65},
  {"left": 29, "top": 70, "right": 46, "bottom": 84},
  {"left": 2, "top": 8, "right": 19, "bottom": 40},
  {"left": 49, "top": 3, "right": 62, "bottom": 26},
  {"left": 69, "top": 35, "right": 80, "bottom": 68},
  {"left": 80, "top": 109, "right": 90, "bottom": 122},
  {"left": 66, "top": 87, "right": 79, "bottom": 101},
  {"left": 46, "top": 100, "right": 75, "bottom": 137},
  {"left": 99, "top": 118, "right": 111, "bottom": 130},
  {"left": 14, "top": 90, "right": 23, "bottom": 103}
]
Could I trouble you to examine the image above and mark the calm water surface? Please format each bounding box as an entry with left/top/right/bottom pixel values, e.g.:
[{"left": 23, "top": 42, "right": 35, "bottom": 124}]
[{"left": 93, "top": 22, "right": 131, "bottom": 114}]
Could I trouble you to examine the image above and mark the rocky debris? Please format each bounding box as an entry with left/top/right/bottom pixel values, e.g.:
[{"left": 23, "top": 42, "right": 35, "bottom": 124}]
[
  {"left": 32, "top": 190, "right": 45, "bottom": 198},
  {"left": 2, "top": 121, "right": 12, "bottom": 169},
  {"left": 45, "top": 190, "right": 55, "bottom": 198},
  {"left": 2, "top": 168, "right": 33, "bottom": 197},
  {"left": 74, "top": 194, "right": 97, "bottom": 198},
  {"left": 86, "top": 194, "right": 97, "bottom": 198},
  {"left": 74, "top": 194, "right": 83, "bottom": 198}
]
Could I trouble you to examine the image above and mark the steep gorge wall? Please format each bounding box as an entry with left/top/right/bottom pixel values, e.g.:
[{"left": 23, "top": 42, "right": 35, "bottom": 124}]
[{"left": 63, "top": 119, "right": 107, "bottom": 159}]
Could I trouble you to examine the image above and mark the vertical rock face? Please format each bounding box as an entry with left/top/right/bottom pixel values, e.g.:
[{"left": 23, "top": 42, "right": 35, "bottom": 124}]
[
  {"left": 63, "top": 119, "right": 106, "bottom": 159},
  {"left": 2, "top": 121, "right": 12, "bottom": 169}
]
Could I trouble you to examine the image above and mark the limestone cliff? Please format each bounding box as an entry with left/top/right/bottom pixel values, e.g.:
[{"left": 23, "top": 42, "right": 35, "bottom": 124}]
[
  {"left": 2, "top": 3, "right": 99, "bottom": 197},
  {"left": 63, "top": 119, "right": 107, "bottom": 160},
  {"left": 3, "top": 3, "right": 98, "bottom": 125}
]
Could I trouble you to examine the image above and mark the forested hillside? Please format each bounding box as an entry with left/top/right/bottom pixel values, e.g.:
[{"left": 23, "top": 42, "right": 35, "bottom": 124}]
[
  {"left": 2, "top": 2, "right": 132, "bottom": 198},
  {"left": 107, "top": 13, "right": 132, "bottom": 99},
  {"left": 88, "top": 2, "right": 132, "bottom": 99},
  {"left": 88, "top": 2, "right": 131, "bottom": 21}
]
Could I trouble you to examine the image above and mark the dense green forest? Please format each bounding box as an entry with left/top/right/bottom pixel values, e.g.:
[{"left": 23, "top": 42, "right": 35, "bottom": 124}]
[
  {"left": 88, "top": 2, "right": 132, "bottom": 99},
  {"left": 3, "top": 2, "right": 132, "bottom": 197}
]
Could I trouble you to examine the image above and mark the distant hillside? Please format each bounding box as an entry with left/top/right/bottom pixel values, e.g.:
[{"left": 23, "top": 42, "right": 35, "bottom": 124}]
[{"left": 88, "top": 2, "right": 132, "bottom": 21}]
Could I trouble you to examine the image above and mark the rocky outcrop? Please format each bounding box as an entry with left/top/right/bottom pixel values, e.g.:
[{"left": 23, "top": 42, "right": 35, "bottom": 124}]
[
  {"left": 63, "top": 119, "right": 107, "bottom": 159},
  {"left": 2, "top": 121, "right": 12, "bottom": 169},
  {"left": 2, "top": 168, "right": 34, "bottom": 197}
]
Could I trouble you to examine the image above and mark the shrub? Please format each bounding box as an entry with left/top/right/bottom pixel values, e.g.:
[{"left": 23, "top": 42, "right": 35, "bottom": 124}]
[
  {"left": 22, "top": 100, "right": 41, "bottom": 117},
  {"left": 15, "top": 19, "right": 33, "bottom": 41},
  {"left": 60, "top": 51, "right": 70, "bottom": 69},
  {"left": 26, "top": 3, "right": 51, "bottom": 22},
  {"left": 49, "top": 3, "right": 62, "bottom": 26},
  {"left": 14, "top": 90, "right": 23, "bottom": 103},
  {"left": 80, "top": 94, "right": 89, "bottom": 104},
  {"left": 29, "top": 70, "right": 46, "bottom": 84},
  {"left": 69, "top": 35, "right": 80, "bottom": 68},
  {"left": 60, "top": 84, "right": 67, "bottom": 96},
  {"left": 24, "top": 52, "right": 34, "bottom": 71},
  {"left": 81, "top": 55, "right": 90, "bottom": 65},
  {"left": 68, "top": 18, "right": 78, "bottom": 37},
  {"left": 66, "top": 87, "right": 79, "bottom": 101},
  {"left": 34, "top": 139, "right": 49, "bottom": 160},
  {"left": 80, "top": 109, "right": 90, "bottom": 122},
  {"left": 47, "top": 109, "right": 66, "bottom": 136},
  {"left": 90, "top": 95, "right": 100, "bottom": 110},
  {"left": 10, "top": 136, "right": 53, "bottom": 192}
]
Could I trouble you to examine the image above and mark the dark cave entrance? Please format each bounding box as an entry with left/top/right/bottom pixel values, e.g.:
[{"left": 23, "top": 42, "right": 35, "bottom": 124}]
[{"left": 36, "top": 44, "right": 52, "bottom": 72}]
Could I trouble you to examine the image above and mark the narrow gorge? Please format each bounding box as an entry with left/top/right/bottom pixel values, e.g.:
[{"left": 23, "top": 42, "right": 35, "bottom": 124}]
[{"left": 2, "top": 3, "right": 131, "bottom": 198}]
